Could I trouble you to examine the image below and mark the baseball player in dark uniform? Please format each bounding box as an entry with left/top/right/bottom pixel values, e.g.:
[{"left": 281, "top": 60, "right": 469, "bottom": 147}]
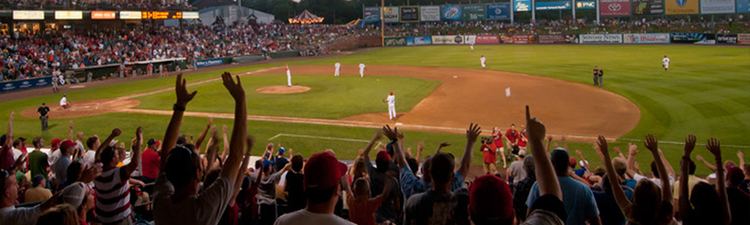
[{"left": 37, "top": 103, "right": 50, "bottom": 130}]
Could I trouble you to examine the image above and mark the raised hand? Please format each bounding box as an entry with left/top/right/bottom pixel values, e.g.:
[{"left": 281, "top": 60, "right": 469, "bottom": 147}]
[
  {"left": 175, "top": 73, "right": 197, "bottom": 106},
  {"left": 628, "top": 143, "right": 638, "bottom": 157},
  {"left": 526, "top": 106, "right": 545, "bottom": 142},
  {"left": 683, "top": 134, "right": 696, "bottom": 156},
  {"left": 111, "top": 128, "right": 122, "bottom": 138},
  {"left": 644, "top": 134, "right": 658, "bottom": 153},
  {"left": 466, "top": 123, "right": 482, "bottom": 144},
  {"left": 221, "top": 72, "right": 245, "bottom": 100},
  {"left": 382, "top": 125, "right": 400, "bottom": 141},
  {"left": 597, "top": 136, "right": 610, "bottom": 158},
  {"left": 706, "top": 137, "right": 721, "bottom": 159},
  {"left": 737, "top": 151, "right": 744, "bottom": 160}
]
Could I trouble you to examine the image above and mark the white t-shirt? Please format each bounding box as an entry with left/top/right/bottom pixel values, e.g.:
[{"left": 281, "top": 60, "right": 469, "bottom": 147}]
[
  {"left": 633, "top": 173, "right": 675, "bottom": 189},
  {"left": 82, "top": 150, "right": 96, "bottom": 166},
  {"left": 386, "top": 95, "right": 395, "bottom": 105},
  {"left": 60, "top": 97, "right": 68, "bottom": 106},
  {"left": 274, "top": 209, "right": 355, "bottom": 225}
]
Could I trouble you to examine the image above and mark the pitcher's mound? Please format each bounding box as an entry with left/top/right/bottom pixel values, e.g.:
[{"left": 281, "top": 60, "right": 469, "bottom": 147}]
[{"left": 256, "top": 85, "right": 311, "bottom": 94}]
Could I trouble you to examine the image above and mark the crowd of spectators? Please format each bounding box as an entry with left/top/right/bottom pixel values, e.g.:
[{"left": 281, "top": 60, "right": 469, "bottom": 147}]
[
  {"left": 0, "top": 0, "right": 194, "bottom": 10},
  {"left": 1, "top": 72, "right": 750, "bottom": 225},
  {"left": 0, "top": 21, "right": 360, "bottom": 82},
  {"left": 380, "top": 16, "right": 750, "bottom": 36}
]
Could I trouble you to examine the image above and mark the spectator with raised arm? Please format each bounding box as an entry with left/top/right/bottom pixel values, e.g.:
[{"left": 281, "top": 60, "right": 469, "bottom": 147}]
[
  {"left": 153, "top": 72, "right": 248, "bottom": 225},
  {"left": 679, "top": 137, "right": 731, "bottom": 225},
  {"left": 93, "top": 127, "right": 141, "bottom": 225},
  {"left": 596, "top": 134, "right": 674, "bottom": 225}
]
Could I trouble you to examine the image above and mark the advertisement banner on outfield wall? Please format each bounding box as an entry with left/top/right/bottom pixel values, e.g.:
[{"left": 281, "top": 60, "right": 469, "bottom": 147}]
[
  {"left": 579, "top": 34, "right": 623, "bottom": 44},
  {"left": 441, "top": 4, "right": 463, "bottom": 21},
  {"left": 0, "top": 76, "right": 51, "bottom": 93},
  {"left": 420, "top": 6, "right": 441, "bottom": 21},
  {"left": 462, "top": 4, "right": 487, "bottom": 20},
  {"left": 511, "top": 35, "right": 536, "bottom": 44},
  {"left": 700, "top": 0, "right": 735, "bottom": 13},
  {"left": 665, "top": 0, "right": 699, "bottom": 14},
  {"left": 400, "top": 7, "right": 419, "bottom": 22},
  {"left": 739, "top": 0, "right": 750, "bottom": 13},
  {"left": 514, "top": 0, "right": 533, "bottom": 11},
  {"left": 670, "top": 32, "right": 707, "bottom": 43},
  {"left": 363, "top": 7, "right": 380, "bottom": 23},
  {"left": 385, "top": 37, "right": 407, "bottom": 46},
  {"left": 623, "top": 33, "right": 670, "bottom": 44},
  {"left": 406, "top": 36, "right": 433, "bottom": 45},
  {"left": 432, "top": 35, "right": 476, "bottom": 44},
  {"left": 476, "top": 35, "right": 501, "bottom": 44},
  {"left": 487, "top": 3, "right": 511, "bottom": 20},
  {"left": 535, "top": 1, "right": 573, "bottom": 10},
  {"left": 716, "top": 34, "right": 738, "bottom": 44},
  {"left": 738, "top": 34, "right": 750, "bottom": 45},
  {"left": 633, "top": 0, "right": 664, "bottom": 15},
  {"left": 383, "top": 7, "right": 400, "bottom": 23},
  {"left": 538, "top": 34, "right": 575, "bottom": 43},
  {"left": 576, "top": 0, "right": 597, "bottom": 9},
  {"left": 601, "top": 0, "right": 632, "bottom": 16},
  {"left": 196, "top": 58, "right": 230, "bottom": 68}
]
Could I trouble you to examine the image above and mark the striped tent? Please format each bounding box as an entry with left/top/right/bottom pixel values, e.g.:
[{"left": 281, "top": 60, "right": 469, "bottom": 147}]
[{"left": 288, "top": 10, "right": 324, "bottom": 24}]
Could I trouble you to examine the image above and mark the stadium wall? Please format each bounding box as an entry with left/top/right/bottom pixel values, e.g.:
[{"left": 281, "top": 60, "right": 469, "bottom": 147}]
[{"left": 379, "top": 33, "right": 750, "bottom": 45}]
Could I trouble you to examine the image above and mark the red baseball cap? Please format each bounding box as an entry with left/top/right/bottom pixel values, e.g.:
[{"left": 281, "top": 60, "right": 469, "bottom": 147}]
[
  {"left": 60, "top": 140, "right": 76, "bottom": 151},
  {"left": 304, "top": 151, "right": 347, "bottom": 190},
  {"left": 376, "top": 150, "right": 391, "bottom": 162},
  {"left": 50, "top": 138, "right": 62, "bottom": 149},
  {"left": 469, "top": 175, "right": 514, "bottom": 224}
]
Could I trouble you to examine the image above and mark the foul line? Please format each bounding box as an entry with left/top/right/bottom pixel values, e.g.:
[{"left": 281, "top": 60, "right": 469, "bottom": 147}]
[{"left": 267, "top": 133, "right": 371, "bottom": 143}]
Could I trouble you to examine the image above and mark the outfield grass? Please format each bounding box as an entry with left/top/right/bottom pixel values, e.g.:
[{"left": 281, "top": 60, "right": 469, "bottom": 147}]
[
  {"left": 1, "top": 45, "right": 748, "bottom": 176},
  {"left": 135, "top": 74, "right": 440, "bottom": 119}
]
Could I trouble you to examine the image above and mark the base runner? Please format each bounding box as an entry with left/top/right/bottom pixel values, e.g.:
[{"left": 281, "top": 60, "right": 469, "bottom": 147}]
[
  {"left": 334, "top": 62, "right": 341, "bottom": 77},
  {"left": 358, "top": 63, "right": 366, "bottom": 78},
  {"left": 480, "top": 55, "right": 487, "bottom": 68}
]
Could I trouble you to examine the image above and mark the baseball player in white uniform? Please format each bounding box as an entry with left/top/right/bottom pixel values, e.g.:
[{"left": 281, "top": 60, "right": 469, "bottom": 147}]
[
  {"left": 286, "top": 65, "right": 293, "bottom": 87},
  {"left": 480, "top": 55, "right": 487, "bottom": 68},
  {"left": 358, "top": 63, "right": 366, "bottom": 78},
  {"left": 60, "top": 94, "right": 69, "bottom": 109},
  {"left": 385, "top": 92, "right": 396, "bottom": 120},
  {"left": 662, "top": 55, "right": 670, "bottom": 71},
  {"left": 334, "top": 62, "right": 341, "bottom": 77}
]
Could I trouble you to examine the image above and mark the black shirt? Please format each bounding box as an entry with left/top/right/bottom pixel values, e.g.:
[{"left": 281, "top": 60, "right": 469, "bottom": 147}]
[{"left": 37, "top": 106, "right": 50, "bottom": 116}]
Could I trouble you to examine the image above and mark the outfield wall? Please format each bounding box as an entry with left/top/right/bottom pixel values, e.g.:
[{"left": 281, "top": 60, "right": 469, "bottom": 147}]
[{"left": 384, "top": 33, "right": 750, "bottom": 46}]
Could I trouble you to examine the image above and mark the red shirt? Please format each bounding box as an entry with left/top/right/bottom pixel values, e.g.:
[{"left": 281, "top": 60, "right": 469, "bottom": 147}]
[
  {"left": 506, "top": 129, "right": 519, "bottom": 144},
  {"left": 347, "top": 194, "right": 384, "bottom": 225},
  {"left": 141, "top": 148, "right": 160, "bottom": 179},
  {"left": 493, "top": 132, "right": 504, "bottom": 148}
]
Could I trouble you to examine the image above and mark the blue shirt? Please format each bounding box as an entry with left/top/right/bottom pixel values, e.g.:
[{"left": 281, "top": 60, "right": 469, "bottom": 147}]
[{"left": 526, "top": 176, "right": 599, "bottom": 225}]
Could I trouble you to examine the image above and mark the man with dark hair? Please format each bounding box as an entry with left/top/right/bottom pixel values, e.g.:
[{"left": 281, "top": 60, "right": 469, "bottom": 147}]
[
  {"left": 37, "top": 103, "right": 50, "bottom": 131},
  {"left": 153, "top": 73, "right": 249, "bottom": 225},
  {"left": 24, "top": 175, "right": 51, "bottom": 203},
  {"left": 404, "top": 152, "right": 464, "bottom": 225},
  {"left": 82, "top": 136, "right": 99, "bottom": 166},
  {"left": 52, "top": 140, "right": 76, "bottom": 188},
  {"left": 28, "top": 137, "right": 48, "bottom": 180},
  {"left": 672, "top": 157, "right": 706, "bottom": 216},
  {"left": 282, "top": 155, "right": 306, "bottom": 213},
  {"left": 274, "top": 151, "right": 353, "bottom": 225},
  {"left": 526, "top": 148, "right": 601, "bottom": 225},
  {"left": 93, "top": 127, "right": 139, "bottom": 225}
]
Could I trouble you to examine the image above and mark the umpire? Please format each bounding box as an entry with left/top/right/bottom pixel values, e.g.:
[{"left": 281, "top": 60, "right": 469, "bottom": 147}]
[{"left": 37, "top": 103, "right": 50, "bottom": 130}]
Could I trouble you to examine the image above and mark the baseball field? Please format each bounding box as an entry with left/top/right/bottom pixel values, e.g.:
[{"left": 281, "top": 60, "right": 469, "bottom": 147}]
[{"left": 2, "top": 45, "right": 749, "bottom": 175}]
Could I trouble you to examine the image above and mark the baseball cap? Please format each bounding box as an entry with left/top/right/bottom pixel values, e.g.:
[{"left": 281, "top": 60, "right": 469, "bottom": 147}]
[
  {"left": 50, "top": 138, "right": 62, "bottom": 149},
  {"left": 60, "top": 182, "right": 87, "bottom": 208},
  {"left": 376, "top": 150, "right": 391, "bottom": 162},
  {"left": 469, "top": 175, "right": 514, "bottom": 224},
  {"left": 60, "top": 140, "right": 76, "bottom": 151},
  {"left": 304, "top": 151, "right": 347, "bottom": 190},
  {"left": 147, "top": 138, "right": 156, "bottom": 146},
  {"left": 278, "top": 147, "right": 286, "bottom": 155}
]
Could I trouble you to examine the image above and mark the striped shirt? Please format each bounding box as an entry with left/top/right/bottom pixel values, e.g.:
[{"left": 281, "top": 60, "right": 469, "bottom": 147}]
[{"left": 94, "top": 167, "right": 131, "bottom": 224}]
